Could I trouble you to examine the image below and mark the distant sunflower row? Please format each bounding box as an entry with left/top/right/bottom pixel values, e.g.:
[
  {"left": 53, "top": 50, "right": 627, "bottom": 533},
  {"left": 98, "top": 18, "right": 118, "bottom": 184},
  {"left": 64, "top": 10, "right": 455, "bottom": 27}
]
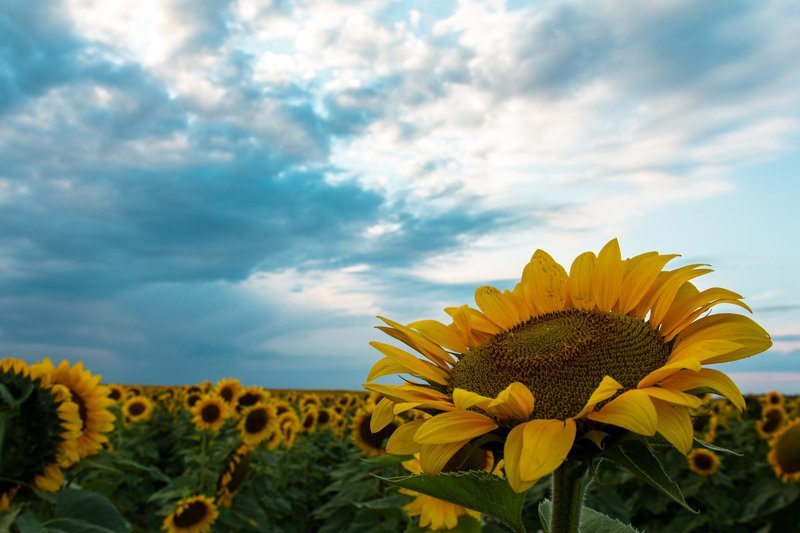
[{"left": 0, "top": 358, "right": 115, "bottom": 510}]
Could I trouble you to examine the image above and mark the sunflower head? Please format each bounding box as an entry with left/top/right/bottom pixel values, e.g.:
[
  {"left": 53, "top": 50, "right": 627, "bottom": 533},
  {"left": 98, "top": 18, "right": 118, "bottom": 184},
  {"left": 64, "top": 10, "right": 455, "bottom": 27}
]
[
  {"left": 216, "top": 445, "right": 252, "bottom": 508},
  {"left": 107, "top": 384, "right": 125, "bottom": 404},
  {"left": 162, "top": 495, "right": 219, "bottom": 533},
  {"left": 192, "top": 394, "right": 228, "bottom": 432},
  {"left": 363, "top": 240, "right": 772, "bottom": 493},
  {"left": 238, "top": 403, "right": 277, "bottom": 445},
  {"left": 236, "top": 386, "right": 269, "bottom": 412},
  {"left": 316, "top": 407, "right": 337, "bottom": 429},
  {"left": 757, "top": 406, "right": 787, "bottom": 439},
  {"left": 350, "top": 407, "right": 397, "bottom": 457},
  {"left": 768, "top": 418, "right": 800, "bottom": 483},
  {"left": 123, "top": 395, "right": 154, "bottom": 423},
  {"left": 761, "top": 390, "right": 785, "bottom": 408},
  {"left": 216, "top": 378, "right": 243, "bottom": 406},
  {"left": 300, "top": 408, "right": 318, "bottom": 433},
  {"left": 687, "top": 449, "right": 720, "bottom": 476},
  {"left": 278, "top": 411, "right": 300, "bottom": 449}
]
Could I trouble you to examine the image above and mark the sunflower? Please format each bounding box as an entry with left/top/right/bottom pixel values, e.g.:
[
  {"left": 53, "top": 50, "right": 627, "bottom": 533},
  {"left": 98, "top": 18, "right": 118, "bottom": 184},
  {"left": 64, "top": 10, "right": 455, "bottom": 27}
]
[
  {"left": 757, "top": 406, "right": 787, "bottom": 439},
  {"left": 768, "top": 418, "right": 800, "bottom": 483},
  {"left": 107, "top": 384, "right": 125, "bottom": 404},
  {"left": 162, "top": 495, "right": 219, "bottom": 533},
  {"left": 400, "top": 452, "right": 491, "bottom": 530},
  {"left": 687, "top": 449, "right": 720, "bottom": 476},
  {"left": 216, "top": 444, "right": 252, "bottom": 508},
  {"left": 300, "top": 408, "right": 318, "bottom": 433},
  {"left": 301, "top": 394, "right": 321, "bottom": 411},
  {"left": 363, "top": 240, "right": 772, "bottom": 492},
  {"left": 272, "top": 399, "right": 292, "bottom": 416},
  {"left": 266, "top": 428, "right": 282, "bottom": 450},
  {"left": 236, "top": 386, "right": 270, "bottom": 413},
  {"left": 316, "top": 407, "right": 337, "bottom": 430},
  {"left": 216, "top": 378, "right": 243, "bottom": 407},
  {"left": 126, "top": 386, "right": 143, "bottom": 398},
  {"left": 238, "top": 403, "right": 278, "bottom": 445},
  {"left": 184, "top": 392, "right": 203, "bottom": 411},
  {"left": 278, "top": 411, "right": 300, "bottom": 449},
  {"left": 192, "top": 394, "right": 228, "bottom": 432},
  {"left": 761, "top": 390, "right": 785, "bottom": 408},
  {"left": 0, "top": 483, "right": 19, "bottom": 512},
  {"left": 123, "top": 395, "right": 154, "bottom": 423},
  {"left": 350, "top": 407, "right": 398, "bottom": 457},
  {"left": 33, "top": 359, "right": 115, "bottom": 460}
]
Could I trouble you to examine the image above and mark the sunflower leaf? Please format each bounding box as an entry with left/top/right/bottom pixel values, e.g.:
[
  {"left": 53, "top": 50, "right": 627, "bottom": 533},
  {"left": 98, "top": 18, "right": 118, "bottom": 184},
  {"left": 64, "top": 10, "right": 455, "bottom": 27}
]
[
  {"left": 376, "top": 471, "right": 526, "bottom": 532},
  {"left": 602, "top": 440, "right": 697, "bottom": 513},
  {"left": 538, "top": 499, "right": 640, "bottom": 532},
  {"left": 692, "top": 437, "right": 743, "bottom": 456}
]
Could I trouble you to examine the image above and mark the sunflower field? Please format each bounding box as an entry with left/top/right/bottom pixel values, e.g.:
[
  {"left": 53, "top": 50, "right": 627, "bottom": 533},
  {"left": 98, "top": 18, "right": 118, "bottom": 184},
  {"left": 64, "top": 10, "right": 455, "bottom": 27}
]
[{"left": 0, "top": 356, "right": 798, "bottom": 532}]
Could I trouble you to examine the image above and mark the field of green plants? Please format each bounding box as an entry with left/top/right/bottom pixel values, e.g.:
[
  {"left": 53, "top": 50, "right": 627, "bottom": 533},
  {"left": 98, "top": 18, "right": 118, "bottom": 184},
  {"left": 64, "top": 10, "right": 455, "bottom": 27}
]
[{"left": 1, "top": 357, "right": 798, "bottom": 532}]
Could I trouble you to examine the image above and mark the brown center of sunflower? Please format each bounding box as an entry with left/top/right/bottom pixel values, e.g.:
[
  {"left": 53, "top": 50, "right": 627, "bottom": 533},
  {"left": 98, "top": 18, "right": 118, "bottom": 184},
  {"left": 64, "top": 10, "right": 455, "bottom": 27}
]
[
  {"left": 201, "top": 404, "right": 221, "bottom": 423},
  {"left": 692, "top": 452, "right": 714, "bottom": 471},
  {"left": 317, "top": 410, "right": 330, "bottom": 425},
  {"left": 128, "top": 401, "right": 146, "bottom": 416},
  {"left": 761, "top": 408, "right": 784, "bottom": 434},
  {"left": 449, "top": 309, "right": 671, "bottom": 420},
  {"left": 303, "top": 413, "right": 315, "bottom": 429},
  {"left": 173, "top": 500, "right": 209, "bottom": 528},
  {"left": 220, "top": 387, "right": 234, "bottom": 402},
  {"left": 774, "top": 423, "right": 800, "bottom": 474},
  {"left": 108, "top": 388, "right": 121, "bottom": 401},
  {"left": 244, "top": 408, "right": 269, "bottom": 434}
]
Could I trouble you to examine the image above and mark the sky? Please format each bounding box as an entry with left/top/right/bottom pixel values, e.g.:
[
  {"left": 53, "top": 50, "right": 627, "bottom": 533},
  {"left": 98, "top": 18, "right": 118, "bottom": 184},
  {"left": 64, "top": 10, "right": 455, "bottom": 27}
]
[{"left": 1, "top": 0, "right": 799, "bottom": 392}]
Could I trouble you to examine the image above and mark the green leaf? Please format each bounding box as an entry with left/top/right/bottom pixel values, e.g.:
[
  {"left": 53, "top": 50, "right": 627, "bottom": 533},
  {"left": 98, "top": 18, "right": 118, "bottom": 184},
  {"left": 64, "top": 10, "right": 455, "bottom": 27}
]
[
  {"left": 580, "top": 507, "right": 640, "bottom": 532},
  {"left": 54, "top": 489, "right": 130, "bottom": 532},
  {"left": 538, "top": 499, "right": 552, "bottom": 533},
  {"left": 377, "top": 471, "right": 526, "bottom": 533},
  {"left": 692, "top": 437, "right": 743, "bottom": 456},
  {"left": 602, "top": 441, "right": 697, "bottom": 513},
  {"left": 15, "top": 513, "right": 48, "bottom": 533}
]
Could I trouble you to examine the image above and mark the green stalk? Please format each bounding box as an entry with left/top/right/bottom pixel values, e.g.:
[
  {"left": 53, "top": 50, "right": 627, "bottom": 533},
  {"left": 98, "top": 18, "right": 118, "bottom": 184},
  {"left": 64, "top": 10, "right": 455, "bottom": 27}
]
[{"left": 549, "top": 460, "right": 589, "bottom": 533}]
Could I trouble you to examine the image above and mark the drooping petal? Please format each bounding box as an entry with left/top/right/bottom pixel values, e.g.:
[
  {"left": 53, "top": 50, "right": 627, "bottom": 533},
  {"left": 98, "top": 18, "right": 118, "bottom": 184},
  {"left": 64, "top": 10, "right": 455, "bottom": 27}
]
[
  {"left": 503, "top": 424, "right": 538, "bottom": 493},
  {"left": 652, "top": 399, "right": 693, "bottom": 454},
  {"left": 518, "top": 419, "right": 577, "bottom": 482},
  {"left": 669, "top": 313, "right": 772, "bottom": 365},
  {"left": 486, "top": 382, "right": 535, "bottom": 422},
  {"left": 409, "top": 319, "right": 469, "bottom": 353},
  {"left": 574, "top": 375, "right": 623, "bottom": 418},
  {"left": 367, "top": 357, "right": 408, "bottom": 381},
  {"left": 370, "top": 397, "right": 396, "bottom": 433},
  {"left": 414, "top": 410, "right": 498, "bottom": 444},
  {"left": 521, "top": 250, "right": 568, "bottom": 315},
  {"left": 592, "top": 239, "right": 624, "bottom": 311},
  {"left": 658, "top": 368, "right": 746, "bottom": 411},
  {"left": 369, "top": 342, "right": 450, "bottom": 385},
  {"left": 419, "top": 440, "right": 470, "bottom": 475},
  {"left": 452, "top": 388, "right": 493, "bottom": 410},
  {"left": 377, "top": 316, "right": 456, "bottom": 366},
  {"left": 587, "top": 389, "right": 657, "bottom": 436},
  {"left": 387, "top": 420, "right": 425, "bottom": 455},
  {"left": 568, "top": 251, "right": 596, "bottom": 310}
]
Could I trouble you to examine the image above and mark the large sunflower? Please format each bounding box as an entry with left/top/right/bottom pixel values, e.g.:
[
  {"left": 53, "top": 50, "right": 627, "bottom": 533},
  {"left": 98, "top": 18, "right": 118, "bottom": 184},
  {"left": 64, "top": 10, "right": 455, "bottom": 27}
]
[
  {"left": 162, "top": 495, "right": 219, "bottom": 533},
  {"left": 364, "top": 240, "right": 771, "bottom": 492},
  {"left": 123, "top": 395, "right": 154, "bottom": 424},
  {"left": 238, "top": 403, "right": 278, "bottom": 445},
  {"left": 192, "top": 394, "right": 228, "bottom": 432},
  {"left": 768, "top": 418, "right": 800, "bottom": 483}
]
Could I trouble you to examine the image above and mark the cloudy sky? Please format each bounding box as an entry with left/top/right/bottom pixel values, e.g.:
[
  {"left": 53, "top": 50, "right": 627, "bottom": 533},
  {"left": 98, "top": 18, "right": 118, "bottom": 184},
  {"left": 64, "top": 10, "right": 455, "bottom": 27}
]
[{"left": 1, "top": 0, "right": 798, "bottom": 391}]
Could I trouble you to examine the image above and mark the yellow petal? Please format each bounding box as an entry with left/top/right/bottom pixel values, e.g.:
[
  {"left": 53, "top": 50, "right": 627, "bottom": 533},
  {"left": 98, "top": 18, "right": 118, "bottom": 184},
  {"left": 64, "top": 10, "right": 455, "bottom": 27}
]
[
  {"left": 377, "top": 316, "right": 456, "bottom": 366},
  {"left": 387, "top": 420, "right": 425, "bottom": 455},
  {"left": 452, "top": 388, "right": 493, "bottom": 410},
  {"left": 419, "top": 440, "right": 470, "bottom": 475},
  {"left": 369, "top": 342, "right": 450, "bottom": 385},
  {"left": 648, "top": 265, "right": 712, "bottom": 326},
  {"left": 640, "top": 387, "right": 703, "bottom": 408},
  {"left": 393, "top": 402, "right": 423, "bottom": 415},
  {"left": 592, "top": 238, "right": 624, "bottom": 311},
  {"left": 521, "top": 250, "right": 568, "bottom": 315},
  {"left": 660, "top": 287, "right": 751, "bottom": 339},
  {"left": 371, "top": 397, "right": 396, "bottom": 433},
  {"left": 669, "top": 313, "right": 772, "bottom": 365},
  {"left": 503, "top": 424, "right": 538, "bottom": 493},
  {"left": 518, "top": 419, "right": 577, "bottom": 482},
  {"left": 414, "top": 410, "right": 498, "bottom": 444},
  {"left": 474, "top": 286, "right": 521, "bottom": 330},
  {"left": 367, "top": 358, "right": 408, "bottom": 381},
  {"left": 658, "top": 368, "right": 746, "bottom": 411},
  {"left": 637, "top": 359, "right": 702, "bottom": 388},
  {"left": 409, "top": 319, "right": 469, "bottom": 353},
  {"left": 568, "top": 251, "right": 596, "bottom": 310},
  {"left": 652, "top": 399, "right": 693, "bottom": 454},
  {"left": 574, "top": 375, "right": 623, "bottom": 418},
  {"left": 587, "top": 389, "right": 657, "bottom": 436},
  {"left": 487, "top": 382, "right": 535, "bottom": 422},
  {"left": 617, "top": 254, "right": 678, "bottom": 314}
]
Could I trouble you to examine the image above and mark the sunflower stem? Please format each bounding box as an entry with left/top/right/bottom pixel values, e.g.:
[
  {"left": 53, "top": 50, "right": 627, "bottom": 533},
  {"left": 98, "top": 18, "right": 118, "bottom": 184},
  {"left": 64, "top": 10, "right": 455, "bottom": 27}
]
[{"left": 549, "top": 460, "right": 589, "bottom": 533}]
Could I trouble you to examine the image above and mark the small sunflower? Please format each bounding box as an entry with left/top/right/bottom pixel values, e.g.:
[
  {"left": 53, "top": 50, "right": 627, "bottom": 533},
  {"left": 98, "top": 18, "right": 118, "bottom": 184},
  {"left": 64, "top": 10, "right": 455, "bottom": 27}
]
[
  {"left": 316, "top": 407, "right": 337, "bottom": 430},
  {"left": 33, "top": 359, "right": 115, "bottom": 459},
  {"left": 216, "top": 378, "right": 243, "bottom": 407},
  {"left": 768, "top": 418, "right": 800, "bottom": 483},
  {"left": 162, "top": 495, "right": 219, "bottom": 533},
  {"left": 278, "top": 411, "right": 300, "bottom": 449},
  {"left": 272, "top": 399, "right": 292, "bottom": 416},
  {"left": 350, "top": 407, "right": 398, "bottom": 457},
  {"left": 757, "top": 406, "right": 787, "bottom": 439},
  {"left": 363, "top": 240, "right": 771, "bottom": 492},
  {"left": 192, "top": 394, "right": 228, "bottom": 432},
  {"left": 216, "top": 445, "right": 252, "bottom": 508},
  {"left": 107, "top": 384, "right": 125, "bottom": 404},
  {"left": 761, "top": 390, "right": 785, "bottom": 408},
  {"left": 301, "top": 394, "right": 321, "bottom": 411},
  {"left": 126, "top": 386, "right": 143, "bottom": 398},
  {"left": 238, "top": 403, "right": 278, "bottom": 445},
  {"left": 184, "top": 392, "right": 203, "bottom": 411},
  {"left": 687, "top": 449, "right": 720, "bottom": 476},
  {"left": 236, "top": 386, "right": 270, "bottom": 413},
  {"left": 123, "top": 395, "right": 154, "bottom": 423},
  {"left": 0, "top": 483, "right": 20, "bottom": 512},
  {"left": 300, "top": 408, "right": 318, "bottom": 433},
  {"left": 266, "top": 428, "right": 282, "bottom": 450}
]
